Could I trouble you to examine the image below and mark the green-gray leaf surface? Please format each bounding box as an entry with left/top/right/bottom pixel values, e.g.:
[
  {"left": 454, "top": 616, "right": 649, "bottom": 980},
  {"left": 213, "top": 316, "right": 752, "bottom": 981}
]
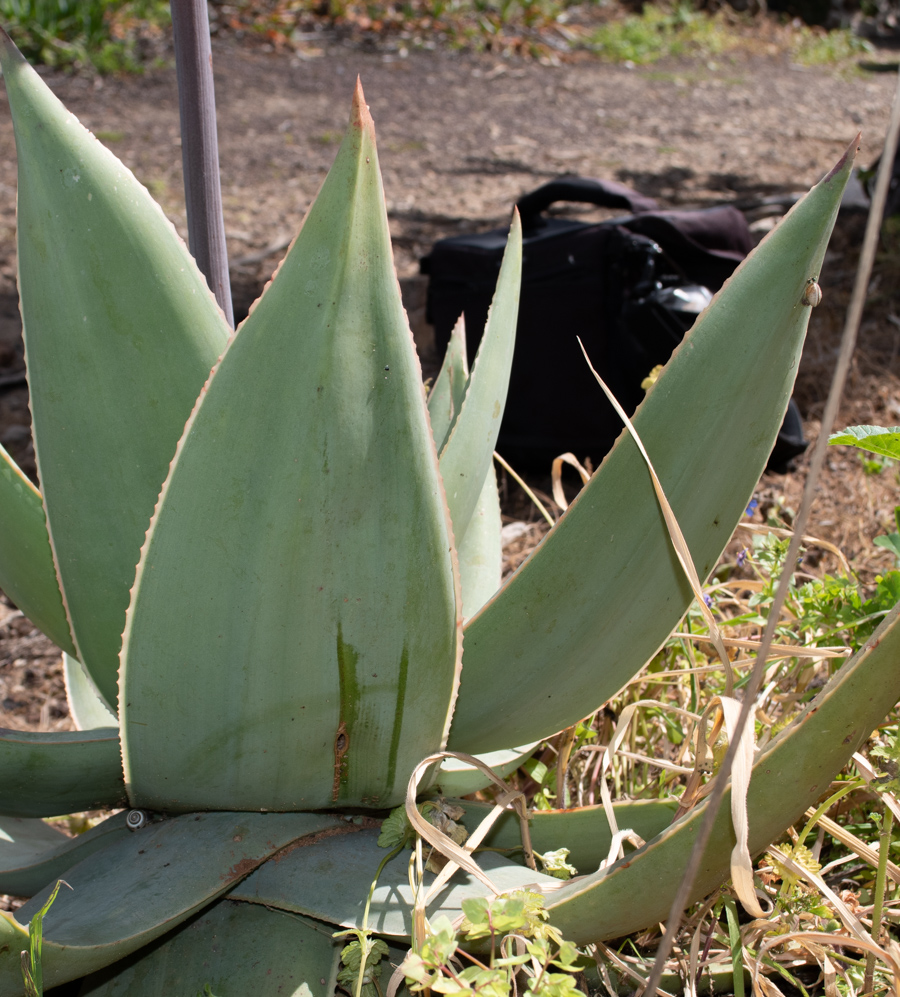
[
  {"left": 454, "top": 797, "right": 678, "bottom": 871},
  {"left": 121, "top": 84, "right": 461, "bottom": 813},
  {"left": 438, "top": 214, "right": 521, "bottom": 547},
  {"left": 829, "top": 425, "right": 900, "bottom": 460},
  {"left": 429, "top": 320, "right": 503, "bottom": 618},
  {"left": 428, "top": 316, "right": 468, "bottom": 454},
  {"left": 77, "top": 899, "right": 341, "bottom": 997},
  {"left": 229, "top": 827, "right": 560, "bottom": 937},
  {"left": 0, "top": 30, "right": 230, "bottom": 707},
  {"left": 0, "top": 728, "right": 125, "bottom": 817},
  {"left": 0, "top": 446, "right": 73, "bottom": 656},
  {"left": 0, "top": 812, "right": 130, "bottom": 897},
  {"left": 64, "top": 653, "right": 118, "bottom": 730},
  {"left": 434, "top": 740, "right": 538, "bottom": 797},
  {"left": 449, "top": 141, "right": 855, "bottom": 754},
  {"left": 457, "top": 461, "right": 503, "bottom": 619},
  {"left": 0, "top": 812, "right": 343, "bottom": 996}
]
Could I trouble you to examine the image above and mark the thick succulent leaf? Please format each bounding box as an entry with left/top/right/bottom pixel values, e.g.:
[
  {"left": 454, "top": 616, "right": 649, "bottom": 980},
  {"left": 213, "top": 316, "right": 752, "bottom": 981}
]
[
  {"left": 429, "top": 321, "right": 502, "bottom": 618},
  {"left": 0, "top": 812, "right": 129, "bottom": 897},
  {"left": 0, "top": 446, "right": 73, "bottom": 656},
  {"left": 439, "top": 214, "right": 521, "bottom": 546},
  {"left": 449, "top": 143, "right": 855, "bottom": 754},
  {"left": 0, "top": 31, "right": 230, "bottom": 707},
  {"left": 457, "top": 463, "right": 503, "bottom": 620},
  {"left": 0, "top": 812, "right": 344, "bottom": 995},
  {"left": 0, "top": 728, "right": 125, "bottom": 817},
  {"left": 120, "top": 83, "right": 460, "bottom": 813},
  {"left": 78, "top": 898, "right": 341, "bottom": 997},
  {"left": 454, "top": 798, "right": 678, "bottom": 872},
  {"left": 230, "top": 827, "right": 560, "bottom": 937},
  {"left": 231, "top": 605, "right": 900, "bottom": 947},
  {"left": 435, "top": 742, "right": 539, "bottom": 798},
  {"left": 428, "top": 317, "right": 468, "bottom": 453},
  {"left": 64, "top": 653, "right": 117, "bottom": 730},
  {"left": 543, "top": 603, "right": 900, "bottom": 942}
]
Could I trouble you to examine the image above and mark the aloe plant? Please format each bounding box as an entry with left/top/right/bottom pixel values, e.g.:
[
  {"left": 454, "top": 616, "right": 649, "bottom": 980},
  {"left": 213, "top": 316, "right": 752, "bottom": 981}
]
[{"left": 0, "top": 26, "right": 898, "bottom": 996}]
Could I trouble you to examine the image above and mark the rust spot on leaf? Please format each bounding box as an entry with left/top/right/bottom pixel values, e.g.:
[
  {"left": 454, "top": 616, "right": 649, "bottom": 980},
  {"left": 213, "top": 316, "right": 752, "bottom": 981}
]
[
  {"left": 332, "top": 720, "right": 349, "bottom": 802},
  {"left": 271, "top": 821, "right": 375, "bottom": 862},
  {"left": 223, "top": 857, "right": 260, "bottom": 882}
]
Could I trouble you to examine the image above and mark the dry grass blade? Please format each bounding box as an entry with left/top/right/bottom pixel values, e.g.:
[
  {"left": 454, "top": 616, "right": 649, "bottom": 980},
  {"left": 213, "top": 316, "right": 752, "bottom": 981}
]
[
  {"left": 550, "top": 452, "right": 591, "bottom": 511},
  {"left": 576, "top": 338, "right": 734, "bottom": 692},
  {"left": 405, "top": 750, "right": 544, "bottom": 923},
  {"left": 754, "top": 931, "right": 900, "bottom": 995},
  {"left": 670, "top": 632, "right": 849, "bottom": 660},
  {"left": 405, "top": 754, "right": 504, "bottom": 895},
  {"left": 717, "top": 698, "right": 764, "bottom": 917},
  {"left": 590, "top": 699, "right": 701, "bottom": 856},
  {"left": 493, "top": 451, "right": 556, "bottom": 527},
  {"left": 805, "top": 809, "right": 900, "bottom": 884},
  {"left": 853, "top": 752, "right": 900, "bottom": 825},
  {"left": 555, "top": 725, "right": 578, "bottom": 806}
]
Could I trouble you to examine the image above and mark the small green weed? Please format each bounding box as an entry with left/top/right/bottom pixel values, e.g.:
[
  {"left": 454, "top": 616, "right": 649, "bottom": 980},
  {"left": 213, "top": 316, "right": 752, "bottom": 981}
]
[
  {"left": 402, "top": 895, "right": 585, "bottom": 997},
  {"left": 20, "top": 879, "right": 70, "bottom": 997}
]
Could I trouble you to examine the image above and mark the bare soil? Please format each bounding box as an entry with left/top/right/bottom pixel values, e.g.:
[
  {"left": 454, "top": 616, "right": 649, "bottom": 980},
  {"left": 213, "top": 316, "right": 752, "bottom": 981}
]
[{"left": 0, "top": 36, "right": 898, "bottom": 733}]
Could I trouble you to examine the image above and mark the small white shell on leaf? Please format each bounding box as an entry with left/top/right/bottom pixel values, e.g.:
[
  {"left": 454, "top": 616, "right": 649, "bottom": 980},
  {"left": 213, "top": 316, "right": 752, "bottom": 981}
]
[{"left": 802, "top": 277, "right": 822, "bottom": 307}]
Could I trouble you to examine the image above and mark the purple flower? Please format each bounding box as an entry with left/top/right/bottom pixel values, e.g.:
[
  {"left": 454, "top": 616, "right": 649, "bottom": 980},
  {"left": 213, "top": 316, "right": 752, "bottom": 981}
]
[
  {"left": 703, "top": 593, "right": 714, "bottom": 608},
  {"left": 745, "top": 498, "right": 759, "bottom": 518},
  {"left": 737, "top": 548, "right": 748, "bottom": 568}
]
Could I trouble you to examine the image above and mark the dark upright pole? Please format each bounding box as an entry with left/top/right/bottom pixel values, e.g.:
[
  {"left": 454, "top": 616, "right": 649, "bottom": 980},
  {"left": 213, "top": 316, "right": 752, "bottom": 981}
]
[{"left": 170, "top": 0, "right": 234, "bottom": 328}]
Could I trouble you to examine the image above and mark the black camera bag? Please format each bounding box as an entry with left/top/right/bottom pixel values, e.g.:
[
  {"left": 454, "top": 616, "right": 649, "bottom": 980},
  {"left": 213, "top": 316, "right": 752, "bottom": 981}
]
[{"left": 421, "top": 176, "right": 807, "bottom": 473}]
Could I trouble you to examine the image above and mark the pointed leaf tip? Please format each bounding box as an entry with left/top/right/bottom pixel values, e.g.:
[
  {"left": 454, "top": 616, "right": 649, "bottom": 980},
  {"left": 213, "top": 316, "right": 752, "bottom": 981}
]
[
  {"left": 351, "top": 78, "right": 372, "bottom": 131},
  {"left": 824, "top": 134, "right": 859, "bottom": 184},
  {"left": 0, "top": 25, "right": 24, "bottom": 63}
]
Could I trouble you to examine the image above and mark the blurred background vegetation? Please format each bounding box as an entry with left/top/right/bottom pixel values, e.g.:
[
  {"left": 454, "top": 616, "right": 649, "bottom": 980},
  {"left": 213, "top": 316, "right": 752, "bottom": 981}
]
[{"left": 0, "top": 0, "right": 893, "bottom": 73}]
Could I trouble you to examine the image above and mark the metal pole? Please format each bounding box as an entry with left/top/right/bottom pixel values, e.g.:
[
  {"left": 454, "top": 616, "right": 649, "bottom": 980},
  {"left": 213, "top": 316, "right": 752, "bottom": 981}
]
[{"left": 170, "top": 0, "right": 234, "bottom": 328}]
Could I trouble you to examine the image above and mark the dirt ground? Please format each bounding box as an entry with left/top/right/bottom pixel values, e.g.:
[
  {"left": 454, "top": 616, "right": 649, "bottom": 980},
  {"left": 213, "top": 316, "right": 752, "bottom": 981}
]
[{"left": 0, "top": 35, "right": 899, "bottom": 733}]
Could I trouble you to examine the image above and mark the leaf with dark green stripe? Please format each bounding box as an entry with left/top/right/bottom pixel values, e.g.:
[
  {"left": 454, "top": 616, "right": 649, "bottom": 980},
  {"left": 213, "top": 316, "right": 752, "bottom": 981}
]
[
  {"left": 0, "top": 30, "right": 230, "bottom": 708},
  {"left": 120, "top": 83, "right": 460, "bottom": 813}
]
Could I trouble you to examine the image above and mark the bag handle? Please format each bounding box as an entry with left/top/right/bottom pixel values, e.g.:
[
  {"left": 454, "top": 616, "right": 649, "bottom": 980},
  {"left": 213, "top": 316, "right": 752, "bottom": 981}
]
[{"left": 516, "top": 177, "right": 658, "bottom": 232}]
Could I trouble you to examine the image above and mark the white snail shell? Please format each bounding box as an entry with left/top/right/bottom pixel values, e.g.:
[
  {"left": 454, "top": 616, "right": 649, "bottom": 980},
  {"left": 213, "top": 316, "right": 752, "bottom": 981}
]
[
  {"left": 802, "top": 278, "right": 822, "bottom": 307},
  {"left": 126, "top": 809, "right": 149, "bottom": 830}
]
